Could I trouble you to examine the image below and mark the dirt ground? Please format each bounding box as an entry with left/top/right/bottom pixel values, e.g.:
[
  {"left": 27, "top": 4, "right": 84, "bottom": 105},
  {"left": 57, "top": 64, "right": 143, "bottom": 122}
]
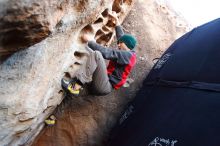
[{"left": 32, "top": 0, "right": 188, "bottom": 146}]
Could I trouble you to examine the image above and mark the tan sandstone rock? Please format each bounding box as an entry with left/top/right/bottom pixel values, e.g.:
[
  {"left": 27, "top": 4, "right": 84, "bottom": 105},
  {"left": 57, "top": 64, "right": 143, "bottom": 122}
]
[{"left": 0, "top": 0, "right": 134, "bottom": 145}]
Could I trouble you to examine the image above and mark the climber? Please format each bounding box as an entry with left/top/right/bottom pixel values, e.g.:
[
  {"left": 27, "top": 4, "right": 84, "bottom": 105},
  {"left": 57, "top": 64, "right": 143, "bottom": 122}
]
[{"left": 62, "top": 12, "right": 137, "bottom": 96}]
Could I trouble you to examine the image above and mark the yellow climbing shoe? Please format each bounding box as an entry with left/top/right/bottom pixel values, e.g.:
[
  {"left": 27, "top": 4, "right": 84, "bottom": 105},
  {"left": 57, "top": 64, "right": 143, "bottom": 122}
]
[
  {"left": 45, "top": 115, "right": 56, "bottom": 126},
  {"left": 61, "top": 77, "right": 83, "bottom": 96},
  {"left": 67, "top": 83, "right": 80, "bottom": 95}
]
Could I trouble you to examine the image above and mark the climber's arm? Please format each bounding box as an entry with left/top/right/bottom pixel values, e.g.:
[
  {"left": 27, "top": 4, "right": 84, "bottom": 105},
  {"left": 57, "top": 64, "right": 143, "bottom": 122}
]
[
  {"left": 115, "top": 26, "right": 124, "bottom": 40},
  {"left": 88, "top": 41, "right": 131, "bottom": 64},
  {"left": 109, "top": 11, "right": 124, "bottom": 40}
]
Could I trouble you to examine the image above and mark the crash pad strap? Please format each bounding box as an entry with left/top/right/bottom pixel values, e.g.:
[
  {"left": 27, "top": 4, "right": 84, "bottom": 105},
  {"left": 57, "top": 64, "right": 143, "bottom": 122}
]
[{"left": 146, "top": 79, "right": 220, "bottom": 92}]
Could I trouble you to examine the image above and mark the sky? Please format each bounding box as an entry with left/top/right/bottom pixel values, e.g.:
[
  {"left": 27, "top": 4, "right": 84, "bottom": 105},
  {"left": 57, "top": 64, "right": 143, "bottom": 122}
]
[{"left": 167, "top": 0, "right": 219, "bottom": 27}]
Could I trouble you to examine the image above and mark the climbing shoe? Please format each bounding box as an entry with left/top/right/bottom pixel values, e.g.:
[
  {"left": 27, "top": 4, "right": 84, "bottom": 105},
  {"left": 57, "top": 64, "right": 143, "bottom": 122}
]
[
  {"left": 61, "top": 77, "right": 83, "bottom": 96},
  {"left": 67, "top": 83, "right": 80, "bottom": 95},
  {"left": 45, "top": 115, "right": 56, "bottom": 126}
]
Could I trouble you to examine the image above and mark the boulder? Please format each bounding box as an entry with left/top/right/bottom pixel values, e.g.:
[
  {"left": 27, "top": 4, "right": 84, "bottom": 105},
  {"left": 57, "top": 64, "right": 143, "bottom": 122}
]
[{"left": 0, "top": 0, "right": 135, "bottom": 145}]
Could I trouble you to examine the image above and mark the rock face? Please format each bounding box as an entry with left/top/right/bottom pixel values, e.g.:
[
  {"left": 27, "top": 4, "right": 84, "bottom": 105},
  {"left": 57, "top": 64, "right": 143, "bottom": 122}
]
[
  {"left": 0, "top": 0, "right": 133, "bottom": 61},
  {"left": 0, "top": 0, "right": 135, "bottom": 145}
]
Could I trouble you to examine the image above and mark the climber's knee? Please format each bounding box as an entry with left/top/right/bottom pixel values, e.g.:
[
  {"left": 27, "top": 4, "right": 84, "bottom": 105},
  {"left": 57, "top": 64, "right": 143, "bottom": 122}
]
[{"left": 94, "top": 51, "right": 103, "bottom": 60}]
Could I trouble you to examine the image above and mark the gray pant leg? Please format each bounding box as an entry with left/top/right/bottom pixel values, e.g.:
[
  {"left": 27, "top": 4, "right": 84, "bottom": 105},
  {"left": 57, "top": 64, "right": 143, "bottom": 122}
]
[
  {"left": 91, "top": 51, "right": 113, "bottom": 95},
  {"left": 75, "top": 47, "right": 112, "bottom": 95}
]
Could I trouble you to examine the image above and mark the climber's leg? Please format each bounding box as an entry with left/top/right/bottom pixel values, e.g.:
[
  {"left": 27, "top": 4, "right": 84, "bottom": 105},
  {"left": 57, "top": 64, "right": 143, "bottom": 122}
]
[
  {"left": 75, "top": 46, "right": 112, "bottom": 95},
  {"left": 91, "top": 51, "right": 113, "bottom": 95}
]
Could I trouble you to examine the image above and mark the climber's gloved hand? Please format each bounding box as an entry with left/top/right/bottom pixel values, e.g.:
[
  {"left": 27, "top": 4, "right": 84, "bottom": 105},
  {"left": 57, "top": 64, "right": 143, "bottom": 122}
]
[
  {"left": 108, "top": 11, "right": 120, "bottom": 26},
  {"left": 81, "top": 33, "right": 95, "bottom": 43}
]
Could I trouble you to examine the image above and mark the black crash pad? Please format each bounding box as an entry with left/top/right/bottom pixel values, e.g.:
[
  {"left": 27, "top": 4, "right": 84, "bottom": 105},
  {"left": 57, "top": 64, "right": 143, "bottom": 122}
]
[{"left": 108, "top": 18, "right": 220, "bottom": 146}]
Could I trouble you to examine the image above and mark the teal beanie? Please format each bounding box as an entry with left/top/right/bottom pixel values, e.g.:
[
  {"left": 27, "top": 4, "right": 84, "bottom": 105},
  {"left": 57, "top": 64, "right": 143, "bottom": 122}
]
[{"left": 118, "top": 34, "right": 137, "bottom": 50}]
